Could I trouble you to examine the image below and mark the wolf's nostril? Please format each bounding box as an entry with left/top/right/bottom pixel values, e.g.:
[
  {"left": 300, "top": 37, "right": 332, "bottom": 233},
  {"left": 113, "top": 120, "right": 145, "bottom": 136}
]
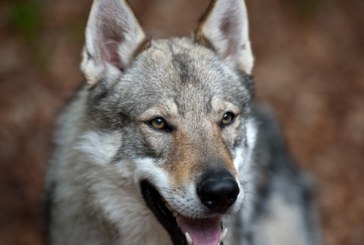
[{"left": 197, "top": 171, "right": 239, "bottom": 212}]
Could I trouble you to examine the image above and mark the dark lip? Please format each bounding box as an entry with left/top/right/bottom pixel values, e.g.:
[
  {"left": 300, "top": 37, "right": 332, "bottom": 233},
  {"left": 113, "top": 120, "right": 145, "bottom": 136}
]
[{"left": 140, "top": 180, "right": 187, "bottom": 245}]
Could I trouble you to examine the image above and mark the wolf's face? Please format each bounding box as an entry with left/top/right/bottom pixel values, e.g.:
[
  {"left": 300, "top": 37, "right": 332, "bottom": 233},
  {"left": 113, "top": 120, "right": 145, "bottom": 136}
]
[{"left": 79, "top": 0, "right": 256, "bottom": 244}]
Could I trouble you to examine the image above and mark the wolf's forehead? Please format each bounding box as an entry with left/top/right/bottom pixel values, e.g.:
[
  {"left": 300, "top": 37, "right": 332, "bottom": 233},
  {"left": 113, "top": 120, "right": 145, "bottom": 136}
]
[
  {"left": 118, "top": 38, "right": 248, "bottom": 115},
  {"left": 136, "top": 38, "right": 241, "bottom": 93}
]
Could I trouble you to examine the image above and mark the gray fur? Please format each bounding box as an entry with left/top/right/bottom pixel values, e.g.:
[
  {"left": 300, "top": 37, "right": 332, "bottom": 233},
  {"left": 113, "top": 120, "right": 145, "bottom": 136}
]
[{"left": 46, "top": 0, "right": 320, "bottom": 244}]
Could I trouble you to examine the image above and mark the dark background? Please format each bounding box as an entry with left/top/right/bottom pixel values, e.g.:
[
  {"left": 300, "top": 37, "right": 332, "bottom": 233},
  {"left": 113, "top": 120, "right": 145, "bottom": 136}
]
[{"left": 0, "top": 0, "right": 363, "bottom": 244}]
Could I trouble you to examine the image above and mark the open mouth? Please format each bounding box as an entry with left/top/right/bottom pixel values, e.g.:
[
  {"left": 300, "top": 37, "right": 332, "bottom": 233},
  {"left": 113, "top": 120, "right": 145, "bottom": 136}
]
[{"left": 140, "top": 181, "right": 228, "bottom": 245}]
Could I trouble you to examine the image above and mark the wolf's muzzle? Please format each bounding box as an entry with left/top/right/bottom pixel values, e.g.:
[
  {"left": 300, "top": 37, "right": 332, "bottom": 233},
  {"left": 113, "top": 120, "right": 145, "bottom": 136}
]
[{"left": 197, "top": 170, "right": 239, "bottom": 212}]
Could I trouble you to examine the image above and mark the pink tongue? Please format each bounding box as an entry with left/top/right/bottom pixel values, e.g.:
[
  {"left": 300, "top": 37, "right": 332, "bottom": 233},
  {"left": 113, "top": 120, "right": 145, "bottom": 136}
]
[{"left": 176, "top": 215, "right": 221, "bottom": 245}]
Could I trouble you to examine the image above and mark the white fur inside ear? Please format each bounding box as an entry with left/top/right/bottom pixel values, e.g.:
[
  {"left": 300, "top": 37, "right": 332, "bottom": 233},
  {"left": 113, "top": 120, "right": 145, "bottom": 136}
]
[
  {"left": 80, "top": 48, "right": 105, "bottom": 85},
  {"left": 81, "top": 48, "right": 123, "bottom": 86},
  {"left": 200, "top": 0, "right": 254, "bottom": 74},
  {"left": 81, "top": 0, "right": 145, "bottom": 85}
]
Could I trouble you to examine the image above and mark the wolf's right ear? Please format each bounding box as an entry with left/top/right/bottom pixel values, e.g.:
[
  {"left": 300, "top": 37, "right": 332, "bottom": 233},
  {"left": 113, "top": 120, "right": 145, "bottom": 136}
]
[{"left": 81, "top": 0, "right": 146, "bottom": 85}]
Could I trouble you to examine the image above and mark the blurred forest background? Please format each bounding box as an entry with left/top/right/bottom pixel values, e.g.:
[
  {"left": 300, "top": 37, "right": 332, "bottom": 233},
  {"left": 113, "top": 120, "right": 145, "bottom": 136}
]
[{"left": 0, "top": 0, "right": 363, "bottom": 244}]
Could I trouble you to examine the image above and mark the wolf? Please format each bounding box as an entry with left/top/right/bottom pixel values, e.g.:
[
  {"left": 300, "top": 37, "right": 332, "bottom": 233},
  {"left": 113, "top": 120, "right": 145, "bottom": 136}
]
[{"left": 45, "top": 0, "right": 320, "bottom": 244}]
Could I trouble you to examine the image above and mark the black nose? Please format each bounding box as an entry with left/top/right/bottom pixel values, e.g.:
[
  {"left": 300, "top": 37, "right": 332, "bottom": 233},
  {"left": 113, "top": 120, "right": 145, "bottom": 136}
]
[{"left": 197, "top": 170, "right": 239, "bottom": 212}]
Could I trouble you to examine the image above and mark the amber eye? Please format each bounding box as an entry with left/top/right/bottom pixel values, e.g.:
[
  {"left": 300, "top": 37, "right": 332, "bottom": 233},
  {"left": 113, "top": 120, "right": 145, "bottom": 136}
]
[
  {"left": 221, "top": 112, "right": 236, "bottom": 127},
  {"left": 147, "top": 117, "right": 175, "bottom": 133},
  {"left": 149, "top": 117, "right": 167, "bottom": 130}
]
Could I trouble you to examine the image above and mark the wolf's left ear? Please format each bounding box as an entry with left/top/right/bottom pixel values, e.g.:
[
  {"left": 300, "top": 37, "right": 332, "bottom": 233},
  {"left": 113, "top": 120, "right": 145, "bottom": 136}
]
[
  {"left": 81, "top": 0, "right": 146, "bottom": 85},
  {"left": 196, "top": 0, "right": 254, "bottom": 74}
]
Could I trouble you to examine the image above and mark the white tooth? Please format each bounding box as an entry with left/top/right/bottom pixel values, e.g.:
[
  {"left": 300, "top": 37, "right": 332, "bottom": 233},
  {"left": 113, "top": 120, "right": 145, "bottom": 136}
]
[
  {"left": 185, "top": 232, "right": 193, "bottom": 245},
  {"left": 219, "top": 228, "right": 228, "bottom": 243}
]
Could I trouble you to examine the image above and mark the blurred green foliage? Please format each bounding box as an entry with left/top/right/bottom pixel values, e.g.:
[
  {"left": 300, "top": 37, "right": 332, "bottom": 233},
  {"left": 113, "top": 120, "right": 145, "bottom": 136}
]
[
  {"left": 8, "top": 1, "right": 48, "bottom": 68},
  {"left": 9, "top": 0, "right": 43, "bottom": 40}
]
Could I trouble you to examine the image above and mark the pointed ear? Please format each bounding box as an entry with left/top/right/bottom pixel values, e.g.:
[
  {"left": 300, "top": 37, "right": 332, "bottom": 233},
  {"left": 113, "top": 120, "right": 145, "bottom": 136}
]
[
  {"left": 196, "top": 0, "right": 254, "bottom": 74},
  {"left": 81, "top": 0, "right": 146, "bottom": 85}
]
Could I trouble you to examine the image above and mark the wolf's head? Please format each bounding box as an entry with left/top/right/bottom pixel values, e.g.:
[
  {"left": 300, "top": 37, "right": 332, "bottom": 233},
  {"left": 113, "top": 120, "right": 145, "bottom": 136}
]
[{"left": 79, "top": 0, "right": 256, "bottom": 244}]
